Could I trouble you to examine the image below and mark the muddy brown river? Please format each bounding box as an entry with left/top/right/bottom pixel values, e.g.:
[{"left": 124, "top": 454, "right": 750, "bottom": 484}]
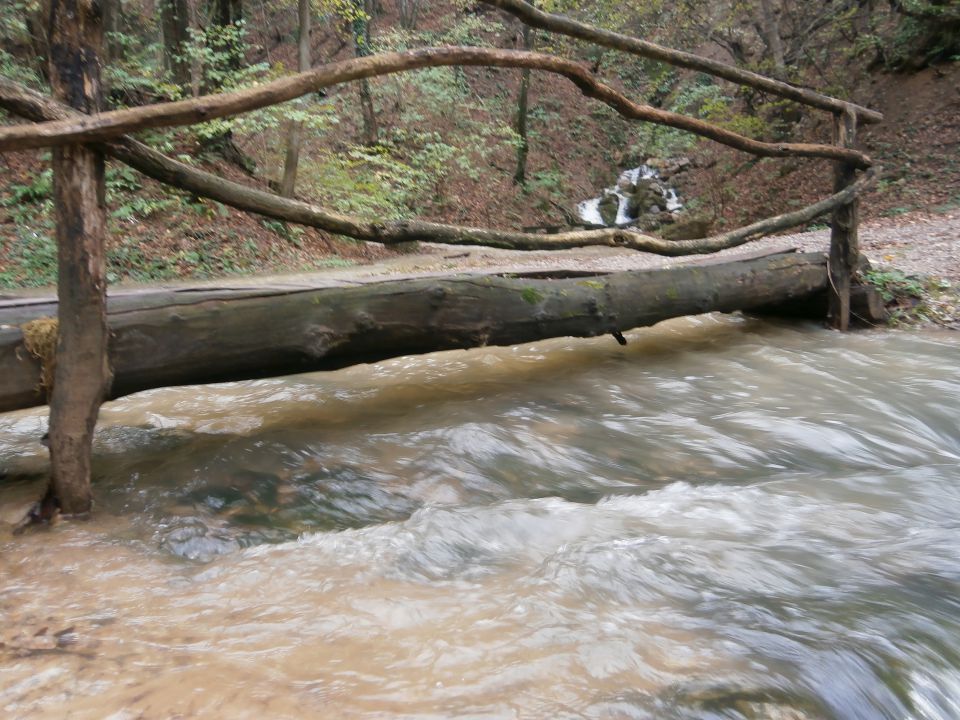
[{"left": 1, "top": 315, "right": 959, "bottom": 719}]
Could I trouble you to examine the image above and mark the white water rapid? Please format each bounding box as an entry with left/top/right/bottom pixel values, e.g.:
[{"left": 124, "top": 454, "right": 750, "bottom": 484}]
[{"left": 577, "top": 165, "right": 682, "bottom": 227}]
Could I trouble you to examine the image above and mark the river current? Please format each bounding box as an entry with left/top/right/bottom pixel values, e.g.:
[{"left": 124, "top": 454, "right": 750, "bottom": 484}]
[{"left": 1, "top": 314, "right": 959, "bottom": 719}]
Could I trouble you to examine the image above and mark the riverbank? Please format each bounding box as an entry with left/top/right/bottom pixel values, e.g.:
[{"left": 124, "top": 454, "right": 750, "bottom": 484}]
[{"left": 3, "top": 208, "right": 957, "bottom": 328}]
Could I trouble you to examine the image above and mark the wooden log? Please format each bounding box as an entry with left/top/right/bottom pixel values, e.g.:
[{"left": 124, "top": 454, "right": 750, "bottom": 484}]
[
  {"left": 0, "top": 251, "right": 829, "bottom": 414},
  {"left": 751, "top": 283, "right": 888, "bottom": 325},
  {"left": 828, "top": 111, "right": 860, "bottom": 330},
  {"left": 46, "top": 0, "right": 111, "bottom": 515}
]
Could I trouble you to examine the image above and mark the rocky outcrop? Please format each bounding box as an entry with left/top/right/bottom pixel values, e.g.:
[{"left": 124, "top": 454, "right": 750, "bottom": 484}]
[
  {"left": 577, "top": 161, "right": 685, "bottom": 228},
  {"left": 597, "top": 193, "right": 621, "bottom": 226}
]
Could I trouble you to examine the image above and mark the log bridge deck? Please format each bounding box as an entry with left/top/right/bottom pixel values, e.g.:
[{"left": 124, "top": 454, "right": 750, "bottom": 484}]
[{"left": 0, "top": 248, "right": 851, "bottom": 416}]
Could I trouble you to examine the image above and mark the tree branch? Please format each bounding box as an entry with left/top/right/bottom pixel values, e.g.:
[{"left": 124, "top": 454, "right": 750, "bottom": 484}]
[
  {"left": 0, "top": 77, "right": 876, "bottom": 256},
  {"left": 479, "top": 0, "right": 883, "bottom": 123},
  {"left": 0, "top": 49, "right": 870, "bottom": 168}
]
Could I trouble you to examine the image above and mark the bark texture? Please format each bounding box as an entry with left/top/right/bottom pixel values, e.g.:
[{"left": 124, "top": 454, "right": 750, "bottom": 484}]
[
  {"left": 828, "top": 112, "right": 860, "bottom": 331},
  {"left": 514, "top": 4, "right": 534, "bottom": 185},
  {"left": 47, "top": 0, "right": 112, "bottom": 514},
  {"left": 280, "top": 0, "right": 311, "bottom": 197},
  {"left": 0, "top": 49, "right": 873, "bottom": 169},
  {"left": 160, "top": 0, "right": 191, "bottom": 89},
  {"left": 0, "top": 252, "right": 829, "bottom": 414},
  {"left": 353, "top": 0, "right": 379, "bottom": 145}
]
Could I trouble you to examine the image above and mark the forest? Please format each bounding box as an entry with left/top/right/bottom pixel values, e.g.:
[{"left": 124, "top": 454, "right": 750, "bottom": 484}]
[{"left": 1, "top": 0, "right": 957, "bottom": 287}]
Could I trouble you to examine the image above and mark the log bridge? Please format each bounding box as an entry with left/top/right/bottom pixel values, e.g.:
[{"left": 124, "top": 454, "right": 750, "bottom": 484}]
[
  {"left": 0, "top": 0, "right": 881, "bottom": 513},
  {"left": 0, "top": 249, "right": 884, "bottom": 416}
]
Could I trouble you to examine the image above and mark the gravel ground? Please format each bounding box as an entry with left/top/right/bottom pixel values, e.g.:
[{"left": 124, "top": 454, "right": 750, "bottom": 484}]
[{"left": 362, "top": 210, "right": 960, "bottom": 281}]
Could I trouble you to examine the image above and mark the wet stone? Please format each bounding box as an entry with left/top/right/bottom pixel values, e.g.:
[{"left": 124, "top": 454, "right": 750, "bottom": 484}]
[{"left": 159, "top": 518, "right": 240, "bottom": 561}]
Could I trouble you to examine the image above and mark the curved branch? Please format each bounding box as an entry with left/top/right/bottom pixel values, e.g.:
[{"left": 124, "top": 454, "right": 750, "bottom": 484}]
[
  {"left": 0, "top": 49, "right": 871, "bottom": 168},
  {"left": 0, "top": 78, "right": 876, "bottom": 257},
  {"left": 480, "top": 0, "right": 883, "bottom": 124}
]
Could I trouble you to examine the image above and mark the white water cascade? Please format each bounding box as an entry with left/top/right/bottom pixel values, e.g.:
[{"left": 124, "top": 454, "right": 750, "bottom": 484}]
[{"left": 577, "top": 165, "right": 682, "bottom": 227}]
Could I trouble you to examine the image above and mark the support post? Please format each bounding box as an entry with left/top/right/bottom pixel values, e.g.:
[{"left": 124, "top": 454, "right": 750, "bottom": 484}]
[
  {"left": 828, "top": 110, "right": 859, "bottom": 330},
  {"left": 47, "top": 0, "right": 112, "bottom": 514}
]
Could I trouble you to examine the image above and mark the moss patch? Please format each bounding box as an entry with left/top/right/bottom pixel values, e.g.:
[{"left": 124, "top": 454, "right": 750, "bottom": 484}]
[
  {"left": 521, "top": 287, "right": 545, "bottom": 304},
  {"left": 21, "top": 316, "right": 58, "bottom": 398}
]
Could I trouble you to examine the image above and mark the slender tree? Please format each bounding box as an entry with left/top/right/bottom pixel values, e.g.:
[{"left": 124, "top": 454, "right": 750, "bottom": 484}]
[
  {"left": 280, "top": 0, "right": 311, "bottom": 197},
  {"left": 160, "top": 0, "right": 192, "bottom": 90},
  {"left": 513, "top": 5, "right": 534, "bottom": 185},
  {"left": 353, "top": 0, "right": 378, "bottom": 145},
  {"left": 757, "top": 0, "right": 786, "bottom": 78}
]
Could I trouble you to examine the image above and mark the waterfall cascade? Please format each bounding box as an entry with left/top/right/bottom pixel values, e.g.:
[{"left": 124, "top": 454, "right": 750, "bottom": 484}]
[{"left": 577, "top": 165, "right": 683, "bottom": 227}]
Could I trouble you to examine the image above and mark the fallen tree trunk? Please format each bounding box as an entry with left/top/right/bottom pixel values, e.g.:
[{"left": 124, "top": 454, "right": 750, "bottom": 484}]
[
  {"left": 0, "top": 251, "right": 828, "bottom": 414},
  {"left": 0, "top": 79, "right": 878, "bottom": 256}
]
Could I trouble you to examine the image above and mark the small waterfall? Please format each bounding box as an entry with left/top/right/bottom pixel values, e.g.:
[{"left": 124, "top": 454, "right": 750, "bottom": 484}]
[{"left": 577, "top": 165, "right": 683, "bottom": 227}]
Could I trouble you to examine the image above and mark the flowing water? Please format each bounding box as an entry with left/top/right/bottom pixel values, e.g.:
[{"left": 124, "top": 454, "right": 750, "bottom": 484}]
[
  {"left": 1, "top": 315, "right": 959, "bottom": 719},
  {"left": 578, "top": 165, "right": 682, "bottom": 227}
]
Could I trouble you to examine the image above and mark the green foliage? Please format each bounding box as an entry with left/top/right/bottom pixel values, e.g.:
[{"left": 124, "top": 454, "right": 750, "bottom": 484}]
[
  {"left": 106, "top": 241, "right": 178, "bottom": 283},
  {"left": 103, "top": 29, "right": 181, "bottom": 104},
  {"left": 262, "top": 219, "right": 305, "bottom": 247},
  {"left": 862, "top": 268, "right": 924, "bottom": 302},
  {"left": 524, "top": 167, "right": 567, "bottom": 209},
  {"left": 0, "top": 230, "right": 57, "bottom": 289},
  {"left": 6, "top": 168, "right": 53, "bottom": 205},
  {"left": 886, "top": 11, "right": 960, "bottom": 68},
  {"left": 0, "top": 48, "right": 43, "bottom": 90}
]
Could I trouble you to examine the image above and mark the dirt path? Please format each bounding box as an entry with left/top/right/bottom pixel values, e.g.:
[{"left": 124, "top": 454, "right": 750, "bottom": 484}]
[{"left": 241, "top": 210, "right": 959, "bottom": 282}]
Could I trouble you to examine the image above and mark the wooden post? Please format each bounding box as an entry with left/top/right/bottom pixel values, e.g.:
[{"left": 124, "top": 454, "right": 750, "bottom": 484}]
[
  {"left": 47, "top": 0, "right": 112, "bottom": 514},
  {"left": 828, "top": 110, "right": 859, "bottom": 330}
]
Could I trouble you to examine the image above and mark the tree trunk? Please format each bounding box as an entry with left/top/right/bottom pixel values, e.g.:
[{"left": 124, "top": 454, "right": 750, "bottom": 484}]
[
  {"left": 758, "top": 0, "right": 787, "bottom": 78},
  {"left": 0, "top": 252, "right": 830, "bottom": 414},
  {"left": 514, "top": 13, "right": 534, "bottom": 185},
  {"left": 353, "top": 0, "right": 378, "bottom": 145},
  {"left": 398, "top": 0, "right": 421, "bottom": 29},
  {"left": 46, "top": 0, "right": 112, "bottom": 515},
  {"left": 159, "top": 0, "right": 191, "bottom": 90},
  {"left": 280, "top": 0, "right": 311, "bottom": 198},
  {"left": 215, "top": 0, "right": 243, "bottom": 27}
]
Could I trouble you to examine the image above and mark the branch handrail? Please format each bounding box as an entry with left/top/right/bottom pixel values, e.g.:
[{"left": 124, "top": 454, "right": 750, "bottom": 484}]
[
  {"left": 0, "top": 78, "right": 878, "bottom": 257},
  {"left": 479, "top": 0, "right": 882, "bottom": 124},
  {"left": 0, "top": 50, "right": 871, "bottom": 169}
]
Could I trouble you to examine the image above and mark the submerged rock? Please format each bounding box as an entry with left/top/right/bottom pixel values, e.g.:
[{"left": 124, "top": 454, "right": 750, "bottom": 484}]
[{"left": 159, "top": 518, "right": 240, "bottom": 561}]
